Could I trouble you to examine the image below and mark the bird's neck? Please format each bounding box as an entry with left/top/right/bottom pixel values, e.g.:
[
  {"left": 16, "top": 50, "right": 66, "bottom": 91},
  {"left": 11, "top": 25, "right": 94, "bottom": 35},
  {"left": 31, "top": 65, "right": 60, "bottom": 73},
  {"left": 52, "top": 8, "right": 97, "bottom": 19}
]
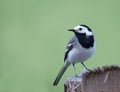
[{"left": 75, "top": 33, "right": 94, "bottom": 49}]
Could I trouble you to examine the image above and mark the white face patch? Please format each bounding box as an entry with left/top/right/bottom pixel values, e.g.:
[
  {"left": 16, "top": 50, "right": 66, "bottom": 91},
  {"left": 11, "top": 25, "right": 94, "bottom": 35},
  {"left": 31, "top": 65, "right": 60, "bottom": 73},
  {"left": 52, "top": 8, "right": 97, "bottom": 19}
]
[{"left": 73, "top": 25, "right": 93, "bottom": 36}]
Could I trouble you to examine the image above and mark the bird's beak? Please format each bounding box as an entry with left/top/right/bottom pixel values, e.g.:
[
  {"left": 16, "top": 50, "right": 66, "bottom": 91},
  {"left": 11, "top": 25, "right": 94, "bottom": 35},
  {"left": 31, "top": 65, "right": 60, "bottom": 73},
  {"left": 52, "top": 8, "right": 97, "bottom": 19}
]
[{"left": 68, "top": 29, "right": 75, "bottom": 32}]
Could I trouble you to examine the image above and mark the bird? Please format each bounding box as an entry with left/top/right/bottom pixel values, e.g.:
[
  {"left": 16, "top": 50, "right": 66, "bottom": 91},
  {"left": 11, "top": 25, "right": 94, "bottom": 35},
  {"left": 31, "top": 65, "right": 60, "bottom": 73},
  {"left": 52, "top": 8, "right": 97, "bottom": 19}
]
[{"left": 53, "top": 24, "right": 96, "bottom": 86}]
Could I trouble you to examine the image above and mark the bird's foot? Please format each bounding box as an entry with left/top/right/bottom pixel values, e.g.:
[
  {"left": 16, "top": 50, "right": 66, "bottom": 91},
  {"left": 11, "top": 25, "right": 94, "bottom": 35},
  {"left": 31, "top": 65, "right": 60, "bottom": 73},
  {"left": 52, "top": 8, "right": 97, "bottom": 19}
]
[
  {"left": 85, "top": 68, "right": 92, "bottom": 72},
  {"left": 75, "top": 73, "right": 79, "bottom": 77}
]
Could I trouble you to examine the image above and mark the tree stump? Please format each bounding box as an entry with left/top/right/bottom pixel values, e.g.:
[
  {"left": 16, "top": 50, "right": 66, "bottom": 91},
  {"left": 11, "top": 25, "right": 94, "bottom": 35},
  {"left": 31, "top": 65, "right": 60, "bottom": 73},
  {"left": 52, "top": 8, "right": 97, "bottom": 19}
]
[{"left": 64, "top": 65, "right": 120, "bottom": 92}]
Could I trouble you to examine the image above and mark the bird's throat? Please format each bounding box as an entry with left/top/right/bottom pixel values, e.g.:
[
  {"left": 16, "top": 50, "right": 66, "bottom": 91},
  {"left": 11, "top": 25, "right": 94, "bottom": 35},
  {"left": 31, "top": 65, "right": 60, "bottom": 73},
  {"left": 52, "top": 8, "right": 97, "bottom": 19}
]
[{"left": 75, "top": 33, "right": 94, "bottom": 49}]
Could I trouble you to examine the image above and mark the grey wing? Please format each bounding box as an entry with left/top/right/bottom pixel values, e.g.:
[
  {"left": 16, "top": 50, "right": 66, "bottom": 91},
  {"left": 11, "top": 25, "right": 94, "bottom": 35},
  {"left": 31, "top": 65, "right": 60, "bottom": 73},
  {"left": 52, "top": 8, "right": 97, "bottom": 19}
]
[{"left": 64, "top": 36, "right": 76, "bottom": 61}]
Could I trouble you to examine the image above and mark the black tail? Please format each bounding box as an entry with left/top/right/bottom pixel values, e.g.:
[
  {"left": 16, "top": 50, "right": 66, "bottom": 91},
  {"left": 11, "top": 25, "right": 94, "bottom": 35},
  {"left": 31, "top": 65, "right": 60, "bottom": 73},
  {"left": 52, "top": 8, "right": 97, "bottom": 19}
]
[{"left": 53, "top": 64, "right": 69, "bottom": 86}]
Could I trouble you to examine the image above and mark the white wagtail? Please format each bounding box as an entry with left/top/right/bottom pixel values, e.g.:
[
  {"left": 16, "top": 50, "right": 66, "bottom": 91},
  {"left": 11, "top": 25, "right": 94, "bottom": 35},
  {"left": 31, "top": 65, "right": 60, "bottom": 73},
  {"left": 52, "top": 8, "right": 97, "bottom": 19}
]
[{"left": 53, "top": 24, "right": 96, "bottom": 86}]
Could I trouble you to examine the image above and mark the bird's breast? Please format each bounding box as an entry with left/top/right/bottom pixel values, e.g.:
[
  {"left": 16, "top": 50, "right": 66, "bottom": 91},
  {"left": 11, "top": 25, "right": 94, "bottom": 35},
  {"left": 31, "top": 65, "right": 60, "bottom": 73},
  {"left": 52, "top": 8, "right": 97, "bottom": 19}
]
[{"left": 68, "top": 44, "right": 96, "bottom": 64}]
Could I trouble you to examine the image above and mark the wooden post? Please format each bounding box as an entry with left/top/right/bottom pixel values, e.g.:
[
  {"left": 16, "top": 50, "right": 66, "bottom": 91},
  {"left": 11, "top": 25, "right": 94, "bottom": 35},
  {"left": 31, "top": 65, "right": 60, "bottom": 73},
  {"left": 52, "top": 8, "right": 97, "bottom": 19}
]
[{"left": 64, "top": 65, "right": 120, "bottom": 92}]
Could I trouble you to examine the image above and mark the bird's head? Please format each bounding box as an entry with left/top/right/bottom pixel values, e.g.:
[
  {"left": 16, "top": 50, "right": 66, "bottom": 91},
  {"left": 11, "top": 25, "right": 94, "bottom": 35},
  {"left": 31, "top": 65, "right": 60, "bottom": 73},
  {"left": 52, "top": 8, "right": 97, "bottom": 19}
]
[{"left": 68, "top": 25, "right": 93, "bottom": 36}]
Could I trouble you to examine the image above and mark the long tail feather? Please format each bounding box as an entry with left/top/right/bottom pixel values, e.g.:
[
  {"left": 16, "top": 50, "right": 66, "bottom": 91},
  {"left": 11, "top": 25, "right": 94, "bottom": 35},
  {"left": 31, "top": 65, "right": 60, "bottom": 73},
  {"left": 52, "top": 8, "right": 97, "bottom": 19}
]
[{"left": 53, "top": 64, "right": 69, "bottom": 86}]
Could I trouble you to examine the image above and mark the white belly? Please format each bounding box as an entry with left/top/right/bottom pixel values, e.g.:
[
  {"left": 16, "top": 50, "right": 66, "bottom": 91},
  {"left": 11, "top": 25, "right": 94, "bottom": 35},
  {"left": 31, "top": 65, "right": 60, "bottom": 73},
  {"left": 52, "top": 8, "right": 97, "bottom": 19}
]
[{"left": 68, "top": 44, "right": 96, "bottom": 64}]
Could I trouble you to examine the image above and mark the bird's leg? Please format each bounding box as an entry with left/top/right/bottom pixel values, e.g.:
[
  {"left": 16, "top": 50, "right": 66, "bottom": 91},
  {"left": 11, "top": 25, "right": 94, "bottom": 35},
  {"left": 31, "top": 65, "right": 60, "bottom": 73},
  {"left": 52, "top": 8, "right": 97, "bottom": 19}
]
[
  {"left": 81, "top": 62, "right": 91, "bottom": 71},
  {"left": 73, "top": 63, "right": 78, "bottom": 77}
]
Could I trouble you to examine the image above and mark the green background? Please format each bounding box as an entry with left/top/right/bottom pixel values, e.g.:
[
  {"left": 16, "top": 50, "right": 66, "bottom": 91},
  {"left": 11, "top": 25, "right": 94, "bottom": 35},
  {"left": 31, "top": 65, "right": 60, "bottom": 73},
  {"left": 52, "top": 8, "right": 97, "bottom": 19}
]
[{"left": 0, "top": 0, "right": 120, "bottom": 92}]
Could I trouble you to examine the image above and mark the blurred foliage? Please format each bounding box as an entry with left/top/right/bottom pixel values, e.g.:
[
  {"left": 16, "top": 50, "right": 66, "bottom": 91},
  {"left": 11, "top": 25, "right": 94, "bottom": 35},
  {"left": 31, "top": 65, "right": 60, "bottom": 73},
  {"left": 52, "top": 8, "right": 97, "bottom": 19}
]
[{"left": 0, "top": 0, "right": 120, "bottom": 92}]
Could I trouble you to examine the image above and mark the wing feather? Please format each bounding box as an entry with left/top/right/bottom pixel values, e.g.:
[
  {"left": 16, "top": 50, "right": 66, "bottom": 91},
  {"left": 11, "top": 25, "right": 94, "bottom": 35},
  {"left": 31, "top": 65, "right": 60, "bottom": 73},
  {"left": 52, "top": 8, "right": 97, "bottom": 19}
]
[{"left": 64, "top": 36, "right": 76, "bottom": 61}]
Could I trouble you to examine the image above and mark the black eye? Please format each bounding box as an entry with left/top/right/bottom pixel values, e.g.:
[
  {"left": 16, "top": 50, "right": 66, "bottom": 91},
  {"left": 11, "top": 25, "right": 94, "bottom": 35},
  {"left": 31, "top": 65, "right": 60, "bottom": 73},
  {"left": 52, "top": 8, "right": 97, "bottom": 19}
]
[{"left": 79, "top": 28, "right": 82, "bottom": 30}]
